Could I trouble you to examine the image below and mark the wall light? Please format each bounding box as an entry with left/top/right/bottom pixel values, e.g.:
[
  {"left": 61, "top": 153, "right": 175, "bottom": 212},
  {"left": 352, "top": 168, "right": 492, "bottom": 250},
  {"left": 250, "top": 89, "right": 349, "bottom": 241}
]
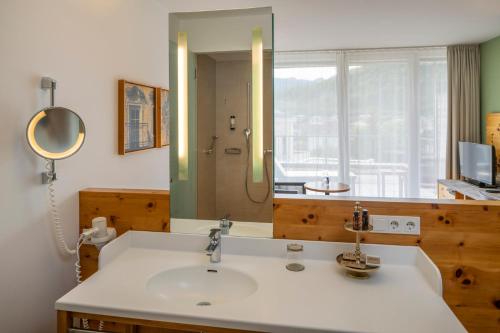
[
  {"left": 178, "top": 31, "right": 188, "bottom": 181},
  {"left": 27, "top": 109, "right": 85, "bottom": 160},
  {"left": 252, "top": 27, "right": 263, "bottom": 182}
]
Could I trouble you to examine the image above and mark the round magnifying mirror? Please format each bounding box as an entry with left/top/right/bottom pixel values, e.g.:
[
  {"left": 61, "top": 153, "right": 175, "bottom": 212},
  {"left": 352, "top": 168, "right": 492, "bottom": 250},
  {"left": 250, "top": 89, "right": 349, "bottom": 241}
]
[{"left": 26, "top": 107, "right": 86, "bottom": 160}]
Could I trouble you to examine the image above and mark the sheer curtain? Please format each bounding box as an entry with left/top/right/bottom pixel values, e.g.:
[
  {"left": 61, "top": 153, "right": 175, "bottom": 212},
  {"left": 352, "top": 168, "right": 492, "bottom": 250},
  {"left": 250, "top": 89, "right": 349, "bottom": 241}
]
[
  {"left": 274, "top": 47, "right": 447, "bottom": 198},
  {"left": 274, "top": 52, "right": 339, "bottom": 183},
  {"left": 346, "top": 49, "right": 447, "bottom": 198}
]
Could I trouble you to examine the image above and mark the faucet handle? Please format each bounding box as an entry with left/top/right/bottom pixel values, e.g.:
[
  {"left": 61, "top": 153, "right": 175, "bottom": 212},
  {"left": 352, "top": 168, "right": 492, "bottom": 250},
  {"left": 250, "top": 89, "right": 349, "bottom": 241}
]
[
  {"left": 208, "top": 228, "right": 221, "bottom": 238},
  {"left": 219, "top": 213, "right": 231, "bottom": 221}
]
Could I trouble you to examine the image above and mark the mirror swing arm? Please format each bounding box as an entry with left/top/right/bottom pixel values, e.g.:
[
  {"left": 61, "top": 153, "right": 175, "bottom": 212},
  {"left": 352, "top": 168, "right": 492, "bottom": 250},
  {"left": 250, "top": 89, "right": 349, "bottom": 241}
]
[{"left": 40, "top": 76, "right": 57, "bottom": 184}]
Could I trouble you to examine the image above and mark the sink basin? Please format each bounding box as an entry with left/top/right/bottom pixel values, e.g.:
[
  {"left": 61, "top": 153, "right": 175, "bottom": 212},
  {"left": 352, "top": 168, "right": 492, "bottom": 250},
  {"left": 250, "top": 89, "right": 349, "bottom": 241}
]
[{"left": 146, "top": 266, "right": 258, "bottom": 306}]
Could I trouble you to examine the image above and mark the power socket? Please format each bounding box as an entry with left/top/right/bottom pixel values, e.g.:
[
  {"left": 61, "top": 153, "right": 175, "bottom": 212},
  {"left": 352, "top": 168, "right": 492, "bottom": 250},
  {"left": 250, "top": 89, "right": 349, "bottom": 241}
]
[
  {"left": 371, "top": 215, "right": 420, "bottom": 235},
  {"left": 388, "top": 219, "right": 401, "bottom": 232},
  {"left": 401, "top": 217, "right": 420, "bottom": 234}
]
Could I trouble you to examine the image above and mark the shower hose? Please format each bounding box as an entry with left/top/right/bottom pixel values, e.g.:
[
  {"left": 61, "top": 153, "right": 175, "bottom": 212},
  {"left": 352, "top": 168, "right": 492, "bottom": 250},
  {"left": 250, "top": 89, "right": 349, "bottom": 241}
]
[{"left": 244, "top": 138, "right": 271, "bottom": 204}]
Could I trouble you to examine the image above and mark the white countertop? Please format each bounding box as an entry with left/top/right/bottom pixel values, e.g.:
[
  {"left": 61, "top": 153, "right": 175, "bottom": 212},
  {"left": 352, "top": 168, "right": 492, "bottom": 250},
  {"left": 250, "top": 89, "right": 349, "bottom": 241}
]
[{"left": 56, "top": 231, "right": 465, "bottom": 333}]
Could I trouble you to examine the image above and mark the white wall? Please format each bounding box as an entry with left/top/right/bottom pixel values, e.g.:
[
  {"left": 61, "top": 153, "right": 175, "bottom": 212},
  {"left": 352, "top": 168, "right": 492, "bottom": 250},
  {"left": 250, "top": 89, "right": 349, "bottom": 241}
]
[
  {"left": 177, "top": 10, "right": 273, "bottom": 53},
  {"left": 0, "top": 0, "right": 170, "bottom": 331},
  {"left": 163, "top": 0, "right": 500, "bottom": 50}
]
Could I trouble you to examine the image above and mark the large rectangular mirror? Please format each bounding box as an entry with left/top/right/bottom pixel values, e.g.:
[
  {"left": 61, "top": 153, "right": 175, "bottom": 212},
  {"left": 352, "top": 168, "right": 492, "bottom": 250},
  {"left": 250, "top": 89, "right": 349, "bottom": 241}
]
[
  {"left": 169, "top": 8, "right": 274, "bottom": 237},
  {"left": 273, "top": 49, "right": 500, "bottom": 203}
]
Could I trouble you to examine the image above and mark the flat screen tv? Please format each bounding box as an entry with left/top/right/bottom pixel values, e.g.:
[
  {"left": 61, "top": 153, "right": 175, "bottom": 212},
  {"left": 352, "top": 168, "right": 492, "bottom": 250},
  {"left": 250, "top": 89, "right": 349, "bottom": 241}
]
[{"left": 458, "top": 142, "right": 497, "bottom": 187}]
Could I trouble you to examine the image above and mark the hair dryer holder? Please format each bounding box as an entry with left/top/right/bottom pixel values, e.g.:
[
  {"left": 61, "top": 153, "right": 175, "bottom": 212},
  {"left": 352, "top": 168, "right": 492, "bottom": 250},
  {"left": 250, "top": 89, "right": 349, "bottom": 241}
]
[{"left": 83, "top": 217, "right": 117, "bottom": 250}]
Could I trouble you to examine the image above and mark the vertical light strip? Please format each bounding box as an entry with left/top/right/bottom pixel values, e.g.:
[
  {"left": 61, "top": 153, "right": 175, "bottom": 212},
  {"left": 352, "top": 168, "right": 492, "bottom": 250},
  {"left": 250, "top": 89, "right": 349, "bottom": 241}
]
[
  {"left": 252, "top": 27, "right": 263, "bottom": 182},
  {"left": 177, "top": 32, "right": 188, "bottom": 180}
]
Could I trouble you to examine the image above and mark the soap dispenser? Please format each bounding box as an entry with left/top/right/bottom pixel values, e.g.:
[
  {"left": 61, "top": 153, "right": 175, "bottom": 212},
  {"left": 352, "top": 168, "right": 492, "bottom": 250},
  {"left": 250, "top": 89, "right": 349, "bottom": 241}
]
[{"left": 353, "top": 202, "right": 361, "bottom": 230}]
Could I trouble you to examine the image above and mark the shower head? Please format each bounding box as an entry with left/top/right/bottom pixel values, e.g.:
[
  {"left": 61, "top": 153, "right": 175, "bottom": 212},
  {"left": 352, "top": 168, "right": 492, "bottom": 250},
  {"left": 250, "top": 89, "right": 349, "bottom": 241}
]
[{"left": 243, "top": 128, "right": 251, "bottom": 141}]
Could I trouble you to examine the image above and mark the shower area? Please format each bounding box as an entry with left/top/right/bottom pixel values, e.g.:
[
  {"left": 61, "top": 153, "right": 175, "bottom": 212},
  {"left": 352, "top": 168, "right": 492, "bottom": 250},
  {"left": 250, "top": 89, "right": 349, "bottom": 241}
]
[{"left": 196, "top": 51, "right": 273, "bottom": 223}]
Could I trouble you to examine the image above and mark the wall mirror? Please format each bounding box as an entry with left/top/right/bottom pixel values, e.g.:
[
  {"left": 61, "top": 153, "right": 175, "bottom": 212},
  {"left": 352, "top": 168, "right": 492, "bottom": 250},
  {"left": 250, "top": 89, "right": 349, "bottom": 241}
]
[
  {"left": 26, "top": 107, "right": 86, "bottom": 160},
  {"left": 169, "top": 7, "right": 274, "bottom": 237},
  {"left": 273, "top": 49, "right": 500, "bottom": 203}
]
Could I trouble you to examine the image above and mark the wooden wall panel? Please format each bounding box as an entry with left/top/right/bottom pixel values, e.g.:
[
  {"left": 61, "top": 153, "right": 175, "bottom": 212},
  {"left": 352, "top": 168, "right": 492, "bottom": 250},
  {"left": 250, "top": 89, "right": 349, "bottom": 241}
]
[
  {"left": 273, "top": 196, "right": 500, "bottom": 333},
  {"left": 80, "top": 188, "right": 170, "bottom": 234},
  {"left": 79, "top": 188, "right": 170, "bottom": 280},
  {"left": 78, "top": 188, "right": 170, "bottom": 332},
  {"left": 77, "top": 189, "right": 500, "bottom": 333}
]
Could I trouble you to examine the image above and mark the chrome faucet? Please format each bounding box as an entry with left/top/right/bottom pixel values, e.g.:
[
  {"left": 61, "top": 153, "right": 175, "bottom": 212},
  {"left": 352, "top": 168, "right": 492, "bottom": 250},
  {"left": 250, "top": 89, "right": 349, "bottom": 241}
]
[
  {"left": 219, "top": 214, "right": 233, "bottom": 235},
  {"left": 205, "top": 228, "right": 222, "bottom": 263}
]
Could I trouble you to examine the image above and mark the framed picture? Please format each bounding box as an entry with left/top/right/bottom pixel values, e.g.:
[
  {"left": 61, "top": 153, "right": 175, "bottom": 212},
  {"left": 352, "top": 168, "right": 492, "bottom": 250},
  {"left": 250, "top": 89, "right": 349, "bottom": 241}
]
[
  {"left": 155, "top": 88, "right": 170, "bottom": 147},
  {"left": 118, "top": 80, "right": 157, "bottom": 154}
]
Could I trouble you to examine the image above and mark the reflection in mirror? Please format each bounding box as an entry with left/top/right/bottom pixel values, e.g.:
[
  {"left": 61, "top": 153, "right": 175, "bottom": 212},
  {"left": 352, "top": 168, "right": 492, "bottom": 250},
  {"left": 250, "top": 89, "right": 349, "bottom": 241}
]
[
  {"left": 273, "top": 47, "right": 499, "bottom": 202},
  {"left": 273, "top": 49, "right": 449, "bottom": 200},
  {"left": 169, "top": 8, "right": 274, "bottom": 237}
]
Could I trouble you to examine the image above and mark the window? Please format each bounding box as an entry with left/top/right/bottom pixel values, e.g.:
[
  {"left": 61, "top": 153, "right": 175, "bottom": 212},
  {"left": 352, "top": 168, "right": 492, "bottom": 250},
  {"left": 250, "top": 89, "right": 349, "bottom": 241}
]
[
  {"left": 274, "top": 52, "right": 339, "bottom": 183},
  {"left": 274, "top": 48, "right": 447, "bottom": 198}
]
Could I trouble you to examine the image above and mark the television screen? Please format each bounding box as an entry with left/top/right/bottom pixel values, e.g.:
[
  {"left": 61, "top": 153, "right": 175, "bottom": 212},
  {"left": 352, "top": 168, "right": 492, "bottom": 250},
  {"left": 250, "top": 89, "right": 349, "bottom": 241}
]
[{"left": 459, "top": 142, "right": 496, "bottom": 186}]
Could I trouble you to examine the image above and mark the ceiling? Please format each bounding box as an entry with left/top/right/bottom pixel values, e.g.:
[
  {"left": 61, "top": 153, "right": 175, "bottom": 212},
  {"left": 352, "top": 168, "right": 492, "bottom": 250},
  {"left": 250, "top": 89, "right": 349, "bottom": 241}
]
[{"left": 161, "top": 0, "right": 500, "bottom": 51}]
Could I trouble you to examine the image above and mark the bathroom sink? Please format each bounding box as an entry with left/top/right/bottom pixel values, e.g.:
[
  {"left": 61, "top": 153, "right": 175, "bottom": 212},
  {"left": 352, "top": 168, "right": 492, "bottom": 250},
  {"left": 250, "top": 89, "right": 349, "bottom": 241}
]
[{"left": 146, "top": 266, "right": 258, "bottom": 306}]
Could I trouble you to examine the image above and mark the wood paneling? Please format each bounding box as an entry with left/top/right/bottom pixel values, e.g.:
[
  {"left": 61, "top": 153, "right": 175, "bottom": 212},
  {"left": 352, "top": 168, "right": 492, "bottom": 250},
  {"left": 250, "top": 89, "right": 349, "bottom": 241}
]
[
  {"left": 80, "top": 188, "right": 170, "bottom": 233},
  {"left": 77, "top": 189, "right": 500, "bottom": 333},
  {"left": 57, "top": 311, "right": 70, "bottom": 333},
  {"left": 118, "top": 80, "right": 125, "bottom": 155},
  {"left": 78, "top": 188, "right": 170, "bottom": 331},
  {"left": 79, "top": 188, "right": 170, "bottom": 279},
  {"left": 273, "top": 196, "right": 500, "bottom": 333}
]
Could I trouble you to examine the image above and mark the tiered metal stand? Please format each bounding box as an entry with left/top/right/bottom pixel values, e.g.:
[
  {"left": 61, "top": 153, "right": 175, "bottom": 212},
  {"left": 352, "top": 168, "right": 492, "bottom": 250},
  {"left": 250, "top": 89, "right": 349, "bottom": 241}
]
[{"left": 336, "top": 222, "right": 380, "bottom": 279}]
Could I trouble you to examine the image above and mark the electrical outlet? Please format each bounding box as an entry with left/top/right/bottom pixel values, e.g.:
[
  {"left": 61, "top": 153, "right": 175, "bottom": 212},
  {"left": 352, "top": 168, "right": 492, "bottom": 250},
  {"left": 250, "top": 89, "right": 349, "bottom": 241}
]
[
  {"left": 400, "top": 216, "right": 420, "bottom": 235},
  {"left": 388, "top": 219, "right": 401, "bottom": 232},
  {"left": 405, "top": 221, "right": 416, "bottom": 232},
  {"left": 371, "top": 215, "right": 420, "bottom": 235}
]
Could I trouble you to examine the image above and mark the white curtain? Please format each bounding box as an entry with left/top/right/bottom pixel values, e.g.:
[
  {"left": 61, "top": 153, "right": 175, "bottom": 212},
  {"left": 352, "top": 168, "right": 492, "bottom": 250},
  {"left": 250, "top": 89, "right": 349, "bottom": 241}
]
[
  {"left": 274, "top": 51, "right": 339, "bottom": 182},
  {"left": 274, "top": 47, "right": 448, "bottom": 199}
]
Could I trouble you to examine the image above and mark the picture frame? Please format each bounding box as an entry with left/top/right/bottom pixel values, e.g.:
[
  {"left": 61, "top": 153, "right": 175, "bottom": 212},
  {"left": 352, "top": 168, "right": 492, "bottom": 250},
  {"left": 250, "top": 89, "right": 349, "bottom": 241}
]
[
  {"left": 118, "top": 80, "right": 157, "bottom": 154},
  {"left": 155, "top": 87, "right": 170, "bottom": 147}
]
